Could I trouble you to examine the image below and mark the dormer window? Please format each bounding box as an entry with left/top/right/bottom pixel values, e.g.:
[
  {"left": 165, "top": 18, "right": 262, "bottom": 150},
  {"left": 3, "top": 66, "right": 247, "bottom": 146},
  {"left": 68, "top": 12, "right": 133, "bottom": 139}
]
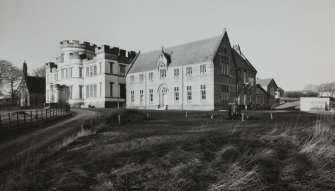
[{"left": 160, "top": 69, "right": 166, "bottom": 79}]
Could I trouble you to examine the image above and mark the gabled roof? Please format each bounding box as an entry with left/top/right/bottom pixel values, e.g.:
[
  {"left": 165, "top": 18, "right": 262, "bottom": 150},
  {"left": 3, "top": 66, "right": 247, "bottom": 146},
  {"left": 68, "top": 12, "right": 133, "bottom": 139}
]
[
  {"left": 256, "top": 84, "right": 269, "bottom": 95},
  {"left": 256, "top": 78, "right": 278, "bottom": 88},
  {"left": 128, "top": 34, "right": 224, "bottom": 74},
  {"left": 231, "top": 48, "right": 257, "bottom": 72},
  {"left": 26, "top": 76, "right": 45, "bottom": 94}
]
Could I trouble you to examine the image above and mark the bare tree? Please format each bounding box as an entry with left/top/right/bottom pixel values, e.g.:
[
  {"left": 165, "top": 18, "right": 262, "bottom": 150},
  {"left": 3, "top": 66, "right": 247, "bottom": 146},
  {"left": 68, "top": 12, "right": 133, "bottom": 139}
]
[
  {"left": 303, "top": 84, "right": 319, "bottom": 92},
  {"left": 33, "top": 66, "right": 46, "bottom": 77},
  {"left": 318, "top": 82, "right": 335, "bottom": 97},
  {"left": 0, "top": 60, "right": 11, "bottom": 91},
  {"left": 1, "top": 60, "right": 23, "bottom": 100}
]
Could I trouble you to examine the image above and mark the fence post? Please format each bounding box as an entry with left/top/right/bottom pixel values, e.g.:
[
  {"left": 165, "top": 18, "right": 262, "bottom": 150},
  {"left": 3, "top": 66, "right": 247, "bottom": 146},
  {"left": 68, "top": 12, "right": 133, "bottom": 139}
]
[
  {"left": 36, "top": 110, "right": 38, "bottom": 128},
  {"left": 53, "top": 108, "right": 55, "bottom": 120},
  {"left": 186, "top": 111, "right": 188, "bottom": 118},
  {"left": 41, "top": 109, "right": 43, "bottom": 121},
  {"left": 270, "top": 112, "right": 273, "bottom": 120},
  {"left": 23, "top": 111, "right": 26, "bottom": 129},
  {"left": 45, "top": 109, "right": 47, "bottom": 120},
  {"left": 0, "top": 114, "right": 2, "bottom": 136},
  {"left": 118, "top": 114, "right": 121, "bottom": 125},
  {"left": 242, "top": 113, "right": 244, "bottom": 122},
  {"left": 30, "top": 110, "right": 33, "bottom": 127},
  {"left": 16, "top": 112, "right": 19, "bottom": 128},
  {"left": 8, "top": 113, "right": 12, "bottom": 129}
]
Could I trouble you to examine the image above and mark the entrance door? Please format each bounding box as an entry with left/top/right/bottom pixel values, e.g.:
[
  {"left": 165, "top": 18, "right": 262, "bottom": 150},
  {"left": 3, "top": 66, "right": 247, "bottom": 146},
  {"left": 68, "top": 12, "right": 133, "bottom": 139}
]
[{"left": 159, "top": 85, "right": 168, "bottom": 109}]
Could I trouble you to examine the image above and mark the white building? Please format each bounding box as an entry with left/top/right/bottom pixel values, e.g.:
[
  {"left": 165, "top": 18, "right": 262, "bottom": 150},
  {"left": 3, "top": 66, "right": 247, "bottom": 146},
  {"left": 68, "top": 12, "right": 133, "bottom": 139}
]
[
  {"left": 300, "top": 97, "right": 335, "bottom": 111},
  {"left": 126, "top": 31, "right": 258, "bottom": 111},
  {"left": 45, "top": 40, "right": 136, "bottom": 108}
]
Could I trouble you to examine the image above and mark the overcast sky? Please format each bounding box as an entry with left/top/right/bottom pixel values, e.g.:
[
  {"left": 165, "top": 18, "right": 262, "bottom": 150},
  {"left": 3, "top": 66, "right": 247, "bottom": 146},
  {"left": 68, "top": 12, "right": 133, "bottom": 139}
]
[{"left": 1, "top": 0, "right": 334, "bottom": 91}]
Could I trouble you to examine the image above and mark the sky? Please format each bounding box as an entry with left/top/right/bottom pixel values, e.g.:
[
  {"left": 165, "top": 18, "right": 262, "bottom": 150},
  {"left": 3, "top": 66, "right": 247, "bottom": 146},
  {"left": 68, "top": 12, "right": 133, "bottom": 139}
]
[{"left": 0, "top": 0, "right": 334, "bottom": 91}]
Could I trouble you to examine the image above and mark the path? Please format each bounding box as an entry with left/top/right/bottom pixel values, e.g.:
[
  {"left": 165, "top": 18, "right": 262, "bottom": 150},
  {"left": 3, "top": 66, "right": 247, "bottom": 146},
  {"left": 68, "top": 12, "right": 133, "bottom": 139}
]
[{"left": 0, "top": 109, "right": 101, "bottom": 168}]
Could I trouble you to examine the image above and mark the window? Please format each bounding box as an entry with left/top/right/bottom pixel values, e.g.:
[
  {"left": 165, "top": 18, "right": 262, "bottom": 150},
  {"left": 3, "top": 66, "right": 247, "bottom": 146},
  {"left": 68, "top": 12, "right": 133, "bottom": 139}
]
[
  {"left": 79, "top": 85, "right": 83, "bottom": 99},
  {"left": 201, "top": 85, "right": 206, "bottom": 100},
  {"left": 160, "top": 69, "right": 166, "bottom": 78},
  {"left": 89, "top": 84, "right": 97, "bottom": 98},
  {"left": 149, "top": 72, "right": 153, "bottom": 81},
  {"left": 200, "top": 65, "right": 206, "bottom": 74},
  {"left": 66, "top": 68, "right": 72, "bottom": 78},
  {"left": 140, "top": 90, "right": 144, "bottom": 103},
  {"left": 86, "top": 67, "right": 89, "bottom": 77},
  {"left": 221, "top": 85, "right": 229, "bottom": 101},
  {"left": 131, "top": 91, "right": 135, "bottom": 103},
  {"left": 110, "top": 62, "right": 113, "bottom": 74},
  {"left": 174, "top": 87, "right": 179, "bottom": 101},
  {"left": 93, "top": 65, "right": 97, "bottom": 76},
  {"left": 99, "top": 62, "right": 102, "bottom": 74},
  {"left": 120, "top": 65, "right": 126, "bottom": 76},
  {"left": 187, "top": 86, "right": 192, "bottom": 101},
  {"left": 186, "top": 67, "right": 192, "bottom": 76},
  {"left": 243, "top": 71, "right": 247, "bottom": 83},
  {"left": 174, "top": 68, "right": 179, "bottom": 77},
  {"left": 69, "top": 86, "right": 73, "bottom": 99},
  {"left": 79, "top": 67, "right": 83, "bottom": 77},
  {"left": 61, "top": 69, "right": 65, "bottom": 79},
  {"left": 109, "top": 82, "right": 114, "bottom": 97},
  {"left": 221, "top": 56, "right": 229, "bottom": 75},
  {"left": 149, "top": 89, "right": 153, "bottom": 102},
  {"left": 86, "top": 85, "right": 89, "bottom": 98},
  {"left": 139, "top": 74, "right": 144, "bottom": 83},
  {"left": 130, "top": 75, "right": 134, "bottom": 84},
  {"left": 120, "top": 83, "right": 126, "bottom": 99},
  {"left": 89, "top": 66, "right": 94, "bottom": 76},
  {"left": 99, "top": 82, "right": 102, "bottom": 97}
]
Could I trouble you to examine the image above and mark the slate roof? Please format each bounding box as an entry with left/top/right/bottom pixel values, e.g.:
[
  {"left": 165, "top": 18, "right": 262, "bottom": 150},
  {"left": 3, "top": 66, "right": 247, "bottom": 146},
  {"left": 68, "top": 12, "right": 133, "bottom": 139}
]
[
  {"left": 256, "top": 78, "right": 278, "bottom": 88},
  {"left": 232, "top": 49, "right": 257, "bottom": 72},
  {"left": 255, "top": 84, "right": 269, "bottom": 95},
  {"left": 128, "top": 34, "right": 224, "bottom": 74},
  {"left": 26, "top": 76, "right": 45, "bottom": 94}
]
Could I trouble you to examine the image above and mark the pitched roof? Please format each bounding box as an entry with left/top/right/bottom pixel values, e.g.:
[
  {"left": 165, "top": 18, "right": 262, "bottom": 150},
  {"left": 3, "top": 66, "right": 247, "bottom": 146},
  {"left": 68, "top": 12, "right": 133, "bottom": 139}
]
[
  {"left": 128, "top": 34, "right": 224, "bottom": 74},
  {"left": 256, "top": 78, "right": 278, "bottom": 88},
  {"left": 231, "top": 48, "right": 257, "bottom": 72},
  {"left": 26, "top": 76, "right": 45, "bottom": 94},
  {"left": 256, "top": 84, "right": 269, "bottom": 95}
]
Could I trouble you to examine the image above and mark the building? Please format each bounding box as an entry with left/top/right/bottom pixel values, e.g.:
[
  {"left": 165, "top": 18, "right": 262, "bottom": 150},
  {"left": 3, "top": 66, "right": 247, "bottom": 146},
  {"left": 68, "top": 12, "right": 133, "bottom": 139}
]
[
  {"left": 126, "top": 31, "right": 257, "bottom": 111},
  {"left": 255, "top": 84, "right": 269, "bottom": 109},
  {"left": 276, "top": 87, "right": 284, "bottom": 99},
  {"left": 45, "top": 40, "right": 136, "bottom": 108},
  {"left": 19, "top": 62, "right": 45, "bottom": 108},
  {"left": 300, "top": 97, "right": 335, "bottom": 111},
  {"left": 256, "top": 78, "right": 278, "bottom": 109}
]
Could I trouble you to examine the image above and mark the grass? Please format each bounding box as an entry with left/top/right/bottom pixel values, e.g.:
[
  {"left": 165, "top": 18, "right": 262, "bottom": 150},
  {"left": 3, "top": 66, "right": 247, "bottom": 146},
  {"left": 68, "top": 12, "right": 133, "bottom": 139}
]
[{"left": 1, "top": 110, "right": 335, "bottom": 190}]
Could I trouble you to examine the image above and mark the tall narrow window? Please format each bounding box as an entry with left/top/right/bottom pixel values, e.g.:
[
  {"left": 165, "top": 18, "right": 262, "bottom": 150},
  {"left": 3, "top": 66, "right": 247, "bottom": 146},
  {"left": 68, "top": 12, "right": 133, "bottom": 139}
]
[
  {"left": 93, "top": 65, "right": 97, "bottom": 76},
  {"left": 120, "top": 65, "right": 126, "bottom": 76},
  {"left": 90, "top": 66, "right": 94, "bottom": 76},
  {"left": 110, "top": 62, "right": 113, "bottom": 74},
  {"left": 187, "top": 86, "right": 192, "bottom": 101},
  {"left": 160, "top": 69, "right": 166, "bottom": 79},
  {"left": 140, "top": 90, "right": 144, "bottom": 103},
  {"left": 110, "top": 82, "right": 114, "bottom": 97},
  {"left": 221, "top": 56, "right": 229, "bottom": 75},
  {"left": 174, "top": 68, "right": 179, "bottom": 77},
  {"left": 139, "top": 74, "right": 144, "bottom": 83},
  {"left": 201, "top": 85, "right": 206, "bottom": 100},
  {"left": 79, "top": 85, "right": 83, "bottom": 99},
  {"left": 221, "top": 85, "right": 229, "bottom": 101},
  {"left": 200, "top": 65, "right": 206, "bottom": 74},
  {"left": 86, "top": 85, "right": 89, "bottom": 98},
  {"left": 186, "top": 67, "right": 192, "bottom": 76},
  {"left": 174, "top": 87, "right": 179, "bottom": 101},
  {"left": 131, "top": 91, "right": 134, "bottom": 103},
  {"left": 86, "top": 67, "right": 89, "bottom": 77},
  {"left": 99, "top": 62, "right": 102, "bottom": 74},
  {"left": 149, "top": 72, "right": 153, "bottom": 81},
  {"left": 79, "top": 67, "right": 83, "bottom": 77},
  {"left": 149, "top": 89, "right": 153, "bottom": 102},
  {"left": 99, "top": 82, "right": 102, "bottom": 97},
  {"left": 69, "top": 85, "right": 73, "bottom": 99}
]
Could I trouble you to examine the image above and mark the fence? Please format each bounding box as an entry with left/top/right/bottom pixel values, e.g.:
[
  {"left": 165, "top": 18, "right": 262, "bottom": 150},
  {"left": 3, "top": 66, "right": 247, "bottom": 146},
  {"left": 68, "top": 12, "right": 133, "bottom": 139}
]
[{"left": 0, "top": 107, "right": 70, "bottom": 138}]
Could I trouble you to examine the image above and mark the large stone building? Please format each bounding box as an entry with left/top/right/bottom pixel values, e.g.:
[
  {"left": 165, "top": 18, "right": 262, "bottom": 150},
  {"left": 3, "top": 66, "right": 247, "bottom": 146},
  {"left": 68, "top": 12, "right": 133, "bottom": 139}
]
[
  {"left": 45, "top": 40, "right": 136, "bottom": 108},
  {"left": 126, "top": 31, "right": 257, "bottom": 111}
]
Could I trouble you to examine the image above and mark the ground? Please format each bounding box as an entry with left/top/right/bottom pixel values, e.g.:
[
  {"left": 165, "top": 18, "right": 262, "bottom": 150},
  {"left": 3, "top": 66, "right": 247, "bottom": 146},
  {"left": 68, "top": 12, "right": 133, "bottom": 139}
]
[{"left": 1, "top": 110, "right": 335, "bottom": 191}]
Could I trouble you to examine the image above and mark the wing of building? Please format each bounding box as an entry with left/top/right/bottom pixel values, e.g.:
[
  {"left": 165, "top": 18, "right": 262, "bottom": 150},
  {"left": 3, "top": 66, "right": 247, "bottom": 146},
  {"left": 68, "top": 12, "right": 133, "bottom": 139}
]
[
  {"left": 256, "top": 78, "right": 279, "bottom": 108},
  {"left": 127, "top": 30, "right": 258, "bottom": 111},
  {"left": 45, "top": 41, "right": 136, "bottom": 108}
]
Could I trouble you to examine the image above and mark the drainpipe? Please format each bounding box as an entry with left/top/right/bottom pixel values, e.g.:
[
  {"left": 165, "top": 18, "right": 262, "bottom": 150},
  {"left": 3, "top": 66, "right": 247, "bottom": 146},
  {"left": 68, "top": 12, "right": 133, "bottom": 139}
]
[{"left": 182, "top": 66, "right": 184, "bottom": 110}]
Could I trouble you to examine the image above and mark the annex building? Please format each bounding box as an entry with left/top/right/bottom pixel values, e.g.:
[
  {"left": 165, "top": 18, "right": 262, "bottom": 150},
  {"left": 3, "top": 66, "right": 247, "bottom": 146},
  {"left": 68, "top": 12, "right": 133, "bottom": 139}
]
[
  {"left": 126, "top": 31, "right": 258, "bottom": 111},
  {"left": 45, "top": 40, "right": 136, "bottom": 108}
]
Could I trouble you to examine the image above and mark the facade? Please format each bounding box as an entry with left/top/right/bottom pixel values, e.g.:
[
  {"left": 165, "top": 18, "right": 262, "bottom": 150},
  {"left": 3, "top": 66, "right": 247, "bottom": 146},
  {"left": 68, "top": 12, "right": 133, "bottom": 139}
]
[
  {"left": 45, "top": 40, "right": 136, "bottom": 108},
  {"left": 300, "top": 97, "right": 335, "bottom": 111},
  {"left": 255, "top": 84, "right": 269, "bottom": 109},
  {"left": 126, "top": 31, "right": 257, "bottom": 111},
  {"left": 256, "top": 78, "right": 278, "bottom": 109},
  {"left": 19, "top": 62, "right": 45, "bottom": 108}
]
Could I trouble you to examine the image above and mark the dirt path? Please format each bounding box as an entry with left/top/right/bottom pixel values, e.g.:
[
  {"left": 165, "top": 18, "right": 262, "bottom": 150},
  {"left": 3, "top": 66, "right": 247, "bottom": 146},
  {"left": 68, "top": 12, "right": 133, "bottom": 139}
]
[{"left": 0, "top": 109, "right": 101, "bottom": 168}]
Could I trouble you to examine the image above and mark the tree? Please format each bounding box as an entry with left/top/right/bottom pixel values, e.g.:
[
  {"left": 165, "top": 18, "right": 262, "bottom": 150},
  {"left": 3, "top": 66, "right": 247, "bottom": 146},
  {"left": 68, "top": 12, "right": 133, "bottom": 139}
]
[
  {"left": 284, "top": 91, "right": 303, "bottom": 98},
  {"left": 0, "top": 60, "right": 22, "bottom": 100},
  {"left": 303, "top": 84, "right": 319, "bottom": 92},
  {"left": 33, "top": 66, "right": 46, "bottom": 77},
  {"left": 318, "top": 82, "right": 335, "bottom": 97}
]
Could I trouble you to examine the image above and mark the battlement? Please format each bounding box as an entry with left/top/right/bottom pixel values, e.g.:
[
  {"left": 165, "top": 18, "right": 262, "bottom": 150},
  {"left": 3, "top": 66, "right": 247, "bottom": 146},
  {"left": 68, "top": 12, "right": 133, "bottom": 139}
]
[
  {"left": 60, "top": 40, "right": 97, "bottom": 51},
  {"left": 95, "top": 45, "right": 137, "bottom": 60}
]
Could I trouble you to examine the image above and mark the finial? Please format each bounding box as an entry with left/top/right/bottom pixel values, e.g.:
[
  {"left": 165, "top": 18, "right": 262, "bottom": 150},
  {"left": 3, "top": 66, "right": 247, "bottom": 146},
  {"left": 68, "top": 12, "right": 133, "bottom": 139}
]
[{"left": 223, "top": 27, "right": 227, "bottom": 33}]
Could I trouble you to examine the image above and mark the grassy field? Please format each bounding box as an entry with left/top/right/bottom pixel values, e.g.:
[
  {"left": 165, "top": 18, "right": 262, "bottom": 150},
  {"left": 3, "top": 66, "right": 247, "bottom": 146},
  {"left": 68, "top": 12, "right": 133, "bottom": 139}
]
[{"left": 1, "top": 110, "right": 335, "bottom": 191}]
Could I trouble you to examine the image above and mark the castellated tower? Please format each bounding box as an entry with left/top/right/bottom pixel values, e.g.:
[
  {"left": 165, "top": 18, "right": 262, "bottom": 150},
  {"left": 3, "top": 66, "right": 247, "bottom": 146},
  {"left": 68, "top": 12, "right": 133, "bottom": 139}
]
[{"left": 45, "top": 40, "right": 136, "bottom": 108}]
